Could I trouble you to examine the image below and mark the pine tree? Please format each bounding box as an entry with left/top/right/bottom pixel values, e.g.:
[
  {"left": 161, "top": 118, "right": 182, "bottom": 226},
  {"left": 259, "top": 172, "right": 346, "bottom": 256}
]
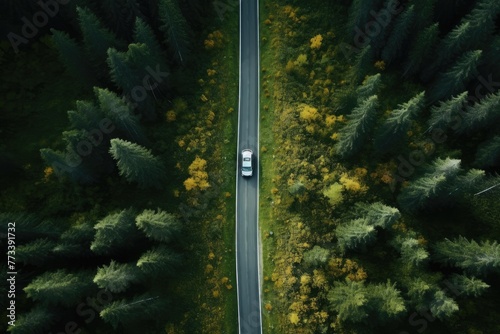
[
  {"left": 328, "top": 279, "right": 368, "bottom": 323},
  {"left": 107, "top": 47, "right": 137, "bottom": 94},
  {"left": 135, "top": 209, "right": 181, "bottom": 243},
  {"left": 53, "top": 221, "right": 95, "bottom": 258},
  {"left": 136, "top": 245, "right": 181, "bottom": 276},
  {"left": 99, "top": 0, "right": 142, "bottom": 39},
  {"left": 134, "top": 17, "right": 166, "bottom": 67},
  {"left": 77, "top": 7, "right": 124, "bottom": 73},
  {"left": 159, "top": 0, "right": 190, "bottom": 64},
  {"left": 94, "top": 87, "right": 146, "bottom": 143},
  {"left": 91, "top": 208, "right": 140, "bottom": 255},
  {"left": 67, "top": 100, "right": 105, "bottom": 131},
  {"left": 460, "top": 91, "right": 500, "bottom": 134},
  {"left": 374, "top": 91, "right": 426, "bottom": 153},
  {"left": 427, "top": 91, "right": 468, "bottom": 132},
  {"left": 100, "top": 294, "right": 168, "bottom": 329},
  {"left": 40, "top": 148, "right": 93, "bottom": 183},
  {"left": 356, "top": 73, "right": 382, "bottom": 102},
  {"left": 354, "top": 201, "right": 400, "bottom": 228},
  {"left": 429, "top": 290, "right": 459, "bottom": 320},
  {"left": 346, "top": 0, "right": 383, "bottom": 37},
  {"left": 24, "top": 270, "right": 95, "bottom": 307},
  {"left": 0, "top": 213, "right": 61, "bottom": 240},
  {"left": 16, "top": 238, "right": 56, "bottom": 266},
  {"left": 351, "top": 45, "right": 373, "bottom": 85},
  {"left": 399, "top": 237, "right": 429, "bottom": 267},
  {"left": 8, "top": 305, "right": 56, "bottom": 334},
  {"left": 94, "top": 260, "right": 143, "bottom": 293},
  {"left": 335, "top": 95, "right": 378, "bottom": 158},
  {"left": 450, "top": 274, "right": 489, "bottom": 297},
  {"left": 50, "top": 29, "right": 95, "bottom": 85},
  {"left": 367, "top": 280, "right": 406, "bottom": 323},
  {"left": 475, "top": 136, "right": 500, "bottom": 168},
  {"left": 109, "top": 138, "right": 166, "bottom": 189},
  {"left": 403, "top": 23, "right": 439, "bottom": 77},
  {"left": 303, "top": 245, "right": 330, "bottom": 267},
  {"left": 434, "top": 236, "right": 500, "bottom": 275},
  {"left": 428, "top": 50, "right": 482, "bottom": 103},
  {"left": 381, "top": 5, "right": 415, "bottom": 65},
  {"left": 335, "top": 218, "right": 377, "bottom": 253}
]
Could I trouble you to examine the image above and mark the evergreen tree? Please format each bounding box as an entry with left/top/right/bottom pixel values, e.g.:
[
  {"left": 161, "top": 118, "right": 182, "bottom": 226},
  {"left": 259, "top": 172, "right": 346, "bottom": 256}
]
[
  {"left": 16, "top": 238, "right": 56, "bottom": 266},
  {"left": 399, "top": 237, "right": 429, "bottom": 267},
  {"left": 328, "top": 279, "right": 368, "bottom": 323},
  {"left": 354, "top": 201, "right": 400, "bottom": 228},
  {"left": 335, "top": 218, "right": 377, "bottom": 253},
  {"left": 403, "top": 23, "right": 439, "bottom": 77},
  {"left": 99, "top": 0, "right": 142, "bottom": 39},
  {"left": 24, "top": 270, "right": 94, "bottom": 307},
  {"left": 134, "top": 17, "right": 166, "bottom": 67},
  {"left": 50, "top": 29, "right": 95, "bottom": 85},
  {"left": 40, "top": 148, "right": 93, "bottom": 184},
  {"left": 100, "top": 294, "right": 169, "bottom": 329},
  {"left": 374, "top": 91, "right": 426, "bottom": 153},
  {"left": 77, "top": 7, "right": 124, "bottom": 73},
  {"left": 428, "top": 50, "right": 482, "bottom": 103},
  {"left": 135, "top": 209, "right": 181, "bottom": 243},
  {"left": 450, "top": 274, "right": 489, "bottom": 297},
  {"left": 109, "top": 139, "right": 166, "bottom": 189},
  {"left": 351, "top": 45, "right": 373, "bottom": 85},
  {"left": 159, "top": 0, "right": 190, "bottom": 64},
  {"left": 460, "top": 91, "right": 500, "bottom": 134},
  {"left": 367, "top": 280, "right": 406, "bottom": 323},
  {"left": 107, "top": 47, "right": 137, "bottom": 94},
  {"left": 8, "top": 305, "right": 56, "bottom": 334},
  {"left": 94, "top": 260, "right": 143, "bottom": 293},
  {"left": 303, "top": 245, "right": 330, "bottom": 267},
  {"left": 346, "top": 0, "right": 383, "bottom": 37},
  {"left": 356, "top": 74, "right": 382, "bottom": 102},
  {"left": 0, "top": 213, "right": 61, "bottom": 240},
  {"left": 429, "top": 290, "right": 459, "bottom": 320},
  {"left": 427, "top": 91, "right": 468, "bottom": 132},
  {"left": 136, "top": 245, "right": 181, "bottom": 276},
  {"left": 475, "top": 136, "right": 500, "bottom": 168},
  {"left": 335, "top": 95, "right": 378, "bottom": 158},
  {"left": 53, "top": 221, "right": 95, "bottom": 258},
  {"left": 406, "top": 278, "right": 434, "bottom": 309},
  {"left": 67, "top": 100, "right": 105, "bottom": 131},
  {"left": 94, "top": 87, "right": 146, "bottom": 143},
  {"left": 91, "top": 208, "right": 140, "bottom": 255},
  {"left": 434, "top": 236, "right": 500, "bottom": 275},
  {"left": 381, "top": 5, "right": 415, "bottom": 65}
]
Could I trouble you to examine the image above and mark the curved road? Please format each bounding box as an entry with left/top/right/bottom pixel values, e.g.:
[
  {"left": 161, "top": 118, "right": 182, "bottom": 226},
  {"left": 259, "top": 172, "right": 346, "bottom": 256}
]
[{"left": 235, "top": 0, "right": 262, "bottom": 333}]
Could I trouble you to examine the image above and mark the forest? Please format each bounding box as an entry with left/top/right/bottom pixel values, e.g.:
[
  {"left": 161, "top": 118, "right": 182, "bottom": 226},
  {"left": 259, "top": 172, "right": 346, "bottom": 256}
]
[
  {"left": 1, "top": 0, "right": 500, "bottom": 334},
  {"left": 259, "top": 0, "right": 500, "bottom": 333},
  {"left": 1, "top": 0, "right": 239, "bottom": 333}
]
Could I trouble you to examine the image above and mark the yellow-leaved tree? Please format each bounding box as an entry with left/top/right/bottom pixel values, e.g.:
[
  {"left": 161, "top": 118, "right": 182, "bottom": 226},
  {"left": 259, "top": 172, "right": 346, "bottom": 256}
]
[
  {"left": 184, "top": 156, "right": 210, "bottom": 191},
  {"left": 310, "top": 34, "right": 323, "bottom": 49}
]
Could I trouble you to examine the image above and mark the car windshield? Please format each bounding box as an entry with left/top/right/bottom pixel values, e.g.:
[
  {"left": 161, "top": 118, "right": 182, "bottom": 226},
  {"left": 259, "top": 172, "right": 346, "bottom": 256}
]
[{"left": 242, "top": 167, "right": 252, "bottom": 171}]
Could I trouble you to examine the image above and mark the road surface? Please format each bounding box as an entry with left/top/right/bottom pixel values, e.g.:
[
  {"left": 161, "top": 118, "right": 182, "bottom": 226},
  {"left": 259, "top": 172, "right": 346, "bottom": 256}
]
[{"left": 235, "top": 0, "right": 262, "bottom": 333}]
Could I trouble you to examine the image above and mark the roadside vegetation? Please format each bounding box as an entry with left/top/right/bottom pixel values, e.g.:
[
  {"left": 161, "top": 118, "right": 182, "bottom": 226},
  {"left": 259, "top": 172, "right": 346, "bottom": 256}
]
[
  {"left": 0, "top": 0, "right": 238, "bottom": 333},
  {"left": 260, "top": 0, "right": 500, "bottom": 333}
]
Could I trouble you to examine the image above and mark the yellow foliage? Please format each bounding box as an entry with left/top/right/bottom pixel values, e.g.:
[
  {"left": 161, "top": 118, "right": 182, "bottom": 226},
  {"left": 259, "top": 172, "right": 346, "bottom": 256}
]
[
  {"left": 305, "top": 124, "right": 315, "bottom": 134},
  {"left": 294, "top": 54, "right": 308, "bottom": 67},
  {"left": 208, "top": 252, "right": 215, "bottom": 260},
  {"left": 204, "top": 39, "right": 215, "bottom": 49},
  {"left": 166, "top": 110, "right": 176, "bottom": 122},
  {"left": 354, "top": 167, "right": 367, "bottom": 178},
  {"left": 205, "top": 264, "right": 214, "bottom": 274},
  {"left": 271, "top": 187, "right": 279, "bottom": 195},
  {"left": 264, "top": 19, "right": 272, "bottom": 25},
  {"left": 220, "top": 277, "right": 229, "bottom": 284},
  {"left": 310, "top": 34, "right": 323, "bottom": 49},
  {"left": 300, "top": 274, "right": 311, "bottom": 285},
  {"left": 225, "top": 192, "right": 231, "bottom": 198},
  {"left": 300, "top": 105, "right": 321, "bottom": 122},
  {"left": 289, "top": 312, "right": 300, "bottom": 325},
  {"left": 43, "top": 166, "right": 53, "bottom": 181},
  {"left": 183, "top": 178, "right": 197, "bottom": 191},
  {"left": 212, "top": 289, "right": 220, "bottom": 298},
  {"left": 374, "top": 60, "right": 386, "bottom": 70},
  {"left": 265, "top": 303, "right": 273, "bottom": 311},
  {"left": 184, "top": 157, "right": 210, "bottom": 191},
  {"left": 330, "top": 133, "right": 339, "bottom": 140},
  {"left": 323, "top": 183, "right": 344, "bottom": 207},
  {"left": 339, "top": 173, "right": 366, "bottom": 192},
  {"left": 325, "top": 115, "right": 336, "bottom": 126},
  {"left": 207, "top": 111, "right": 215, "bottom": 122},
  {"left": 200, "top": 94, "right": 208, "bottom": 102},
  {"left": 207, "top": 69, "right": 216, "bottom": 76}
]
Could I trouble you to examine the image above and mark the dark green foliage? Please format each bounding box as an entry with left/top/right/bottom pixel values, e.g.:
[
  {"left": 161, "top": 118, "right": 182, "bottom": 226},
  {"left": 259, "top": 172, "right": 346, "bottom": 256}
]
[
  {"left": 94, "top": 87, "right": 146, "bottom": 143},
  {"left": 91, "top": 208, "right": 139, "bottom": 255},
  {"left": 351, "top": 45, "right": 373, "bottom": 85},
  {"left": 475, "top": 136, "right": 500, "bottom": 168},
  {"left": 347, "top": 0, "right": 382, "bottom": 37},
  {"left": 460, "top": 91, "right": 500, "bottom": 134},
  {"left": 16, "top": 238, "right": 56, "bottom": 266},
  {"left": 136, "top": 245, "right": 181, "bottom": 276},
  {"left": 374, "top": 91, "right": 426, "bottom": 153},
  {"left": 397, "top": 157, "right": 461, "bottom": 212},
  {"left": 53, "top": 221, "right": 95, "bottom": 257},
  {"left": 403, "top": 23, "right": 439, "bottom": 77},
  {"left": 335, "top": 95, "right": 378, "bottom": 158},
  {"left": 354, "top": 201, "right": 400, "bottom": 228},
  {"left": 100, "top": 294, "right": 169, "bottom": 329},
  {"left": 336, "top": 218, "right": 377, "bottom": 253},
  {"left": 67, "top": 100, "right": 104, "bottom": 131},
  {"left": 429, "top": 290, "right": 459, "bottom": 320},
  {"left": 399, "top": 237, "right": 429, "bottom": 267},
  {"left": 94, "top": 260, "right": 143, "bottom": 293},
  {"left": 109, "top": 139, "right": 166, "bottom": 189},
  {"left": 134, "top": 17, "right": 166, "bottom": 66},
  {"left": 50, "top": 29, "right": 94, "bottom": 85},
  {"left": 368, "top": 280, "right": 406, "bottom": 323},
  {"left": 381, "top": 5, "right": 415, "bottom": 64},
  {"left": 8, "top": 305, "right": 55, "bottom": 334},
  {"left": 99, "top": 0, "right": 142, "bottom": 39},
  {"left": 77, "top": 7, "right": 124, "bottom": 72},
  {"left": 24, "top": 270, "right": 95, "bottom": 307},
  {"left": 450, "top": 274, "right": 489, "bottom": 297},
  {"left": 0, "top": 213, "right": 61, "bottom": 240},
  {"left": 356, "top": 73, "right": 382, "bottom": 102},
  {"left": 427, "top": 91, "right": 468, "bottom": 132},
  {"left": 303, "top": 245, "right": 330, "bottom": 267},
  {"left": 135, "top": 208, "right": 181, "bottom": 243},
  {"left": 428, "top": 50, "right": 482, "bottom": 103},
  {"left": 434, "top": 236, "right": 500, "bottom": 275},
  {"left": 40, "top": 148, "right": 93, "bottom": 184},
  {"left": 159, "top": 0, "right": 190, "bottom": 64}
]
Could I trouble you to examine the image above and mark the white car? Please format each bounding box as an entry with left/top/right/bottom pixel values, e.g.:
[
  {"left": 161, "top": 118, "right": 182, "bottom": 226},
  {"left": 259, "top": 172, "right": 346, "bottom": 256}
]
[{"left": 241, "top": 149, "right": 253, "bottom": 177}]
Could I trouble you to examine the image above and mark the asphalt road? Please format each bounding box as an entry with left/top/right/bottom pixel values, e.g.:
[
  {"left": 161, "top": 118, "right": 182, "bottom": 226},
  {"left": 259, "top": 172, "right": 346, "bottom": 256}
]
[{"left": 235, "top": 0, "right": 262, "bottom": 333}]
